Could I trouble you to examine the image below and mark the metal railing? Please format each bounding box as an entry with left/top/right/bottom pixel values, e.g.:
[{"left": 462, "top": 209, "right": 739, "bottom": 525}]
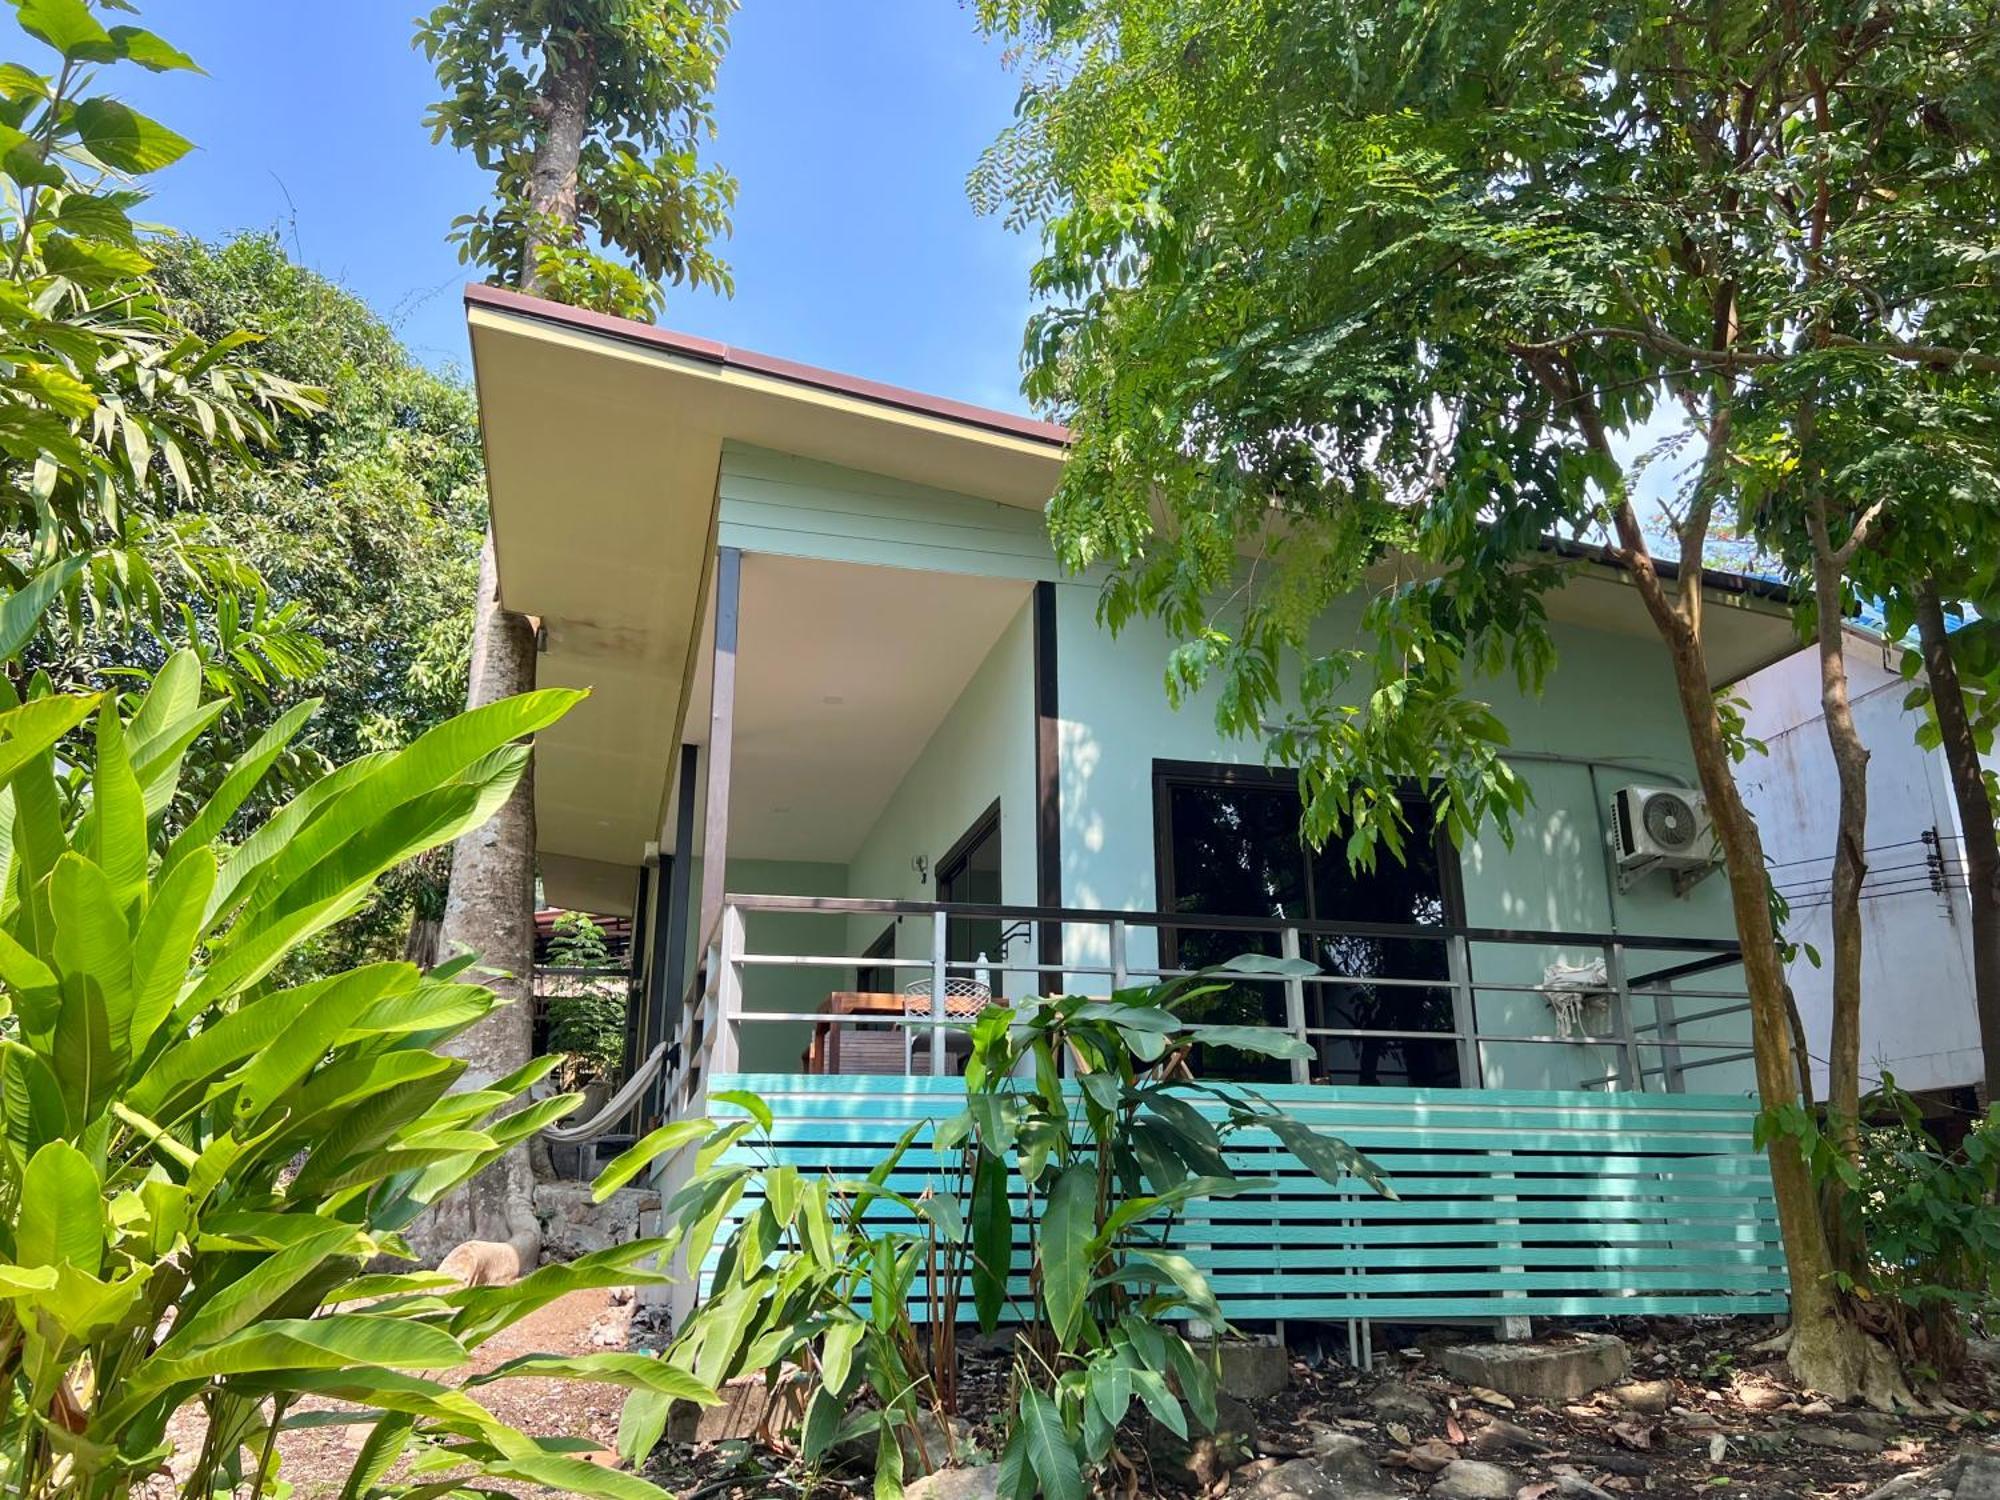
[{"left": 658, "top": 895, "right": 1757, "bottom": 1121}]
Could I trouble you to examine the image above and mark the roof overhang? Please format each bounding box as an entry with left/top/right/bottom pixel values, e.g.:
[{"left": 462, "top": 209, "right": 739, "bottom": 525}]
[
  {"left": 468, "top": 285, "right": 1800, "bottom": 910},
  {"left": 465, "top": 284, "right": 1067, "bottom": 907}
]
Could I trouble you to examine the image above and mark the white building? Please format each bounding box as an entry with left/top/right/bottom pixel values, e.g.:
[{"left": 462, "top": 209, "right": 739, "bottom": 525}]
[{"left": 1737, "top": 628, "right": 1986, "bottom": 1103}]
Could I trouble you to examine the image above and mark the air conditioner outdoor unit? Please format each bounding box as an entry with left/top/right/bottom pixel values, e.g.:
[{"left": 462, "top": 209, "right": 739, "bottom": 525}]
[{"left": 1608, "top": 783, "right": 1714, "bottom": 892}]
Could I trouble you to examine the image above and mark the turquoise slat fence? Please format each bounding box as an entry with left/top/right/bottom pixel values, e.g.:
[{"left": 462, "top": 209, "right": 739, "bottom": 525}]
[{"left": 701, "top": 1073, "right": 1788, "bottom": 1325}]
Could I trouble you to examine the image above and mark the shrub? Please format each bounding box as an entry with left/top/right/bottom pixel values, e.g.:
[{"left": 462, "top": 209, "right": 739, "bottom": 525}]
[
  {"left": 653, "top": 958, "right": 1387, "bottom": 1497},
  {"left": 0, "top": 657, "right": 715, "bottom": 1499}
]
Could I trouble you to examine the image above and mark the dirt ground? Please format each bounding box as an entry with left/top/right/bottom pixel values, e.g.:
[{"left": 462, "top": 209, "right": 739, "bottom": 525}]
[
  {"left": 152, "top": 1286, "right": 639, "bottom": 1499},
  {"left": 647, "top": 1316, "right": 2000, "bottom": 1500}
]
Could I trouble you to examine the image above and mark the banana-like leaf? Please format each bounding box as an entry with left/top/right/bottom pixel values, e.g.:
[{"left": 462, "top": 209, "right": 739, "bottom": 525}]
[
  {"left": 467, "top": 1352, "right": 717, "bottom": 1404},
  {"left": 592, "top": 1117, "right": 710, "bottom": 1201},
  {"left": 0, "top": 559, "right": 83, "bottom": 662}
]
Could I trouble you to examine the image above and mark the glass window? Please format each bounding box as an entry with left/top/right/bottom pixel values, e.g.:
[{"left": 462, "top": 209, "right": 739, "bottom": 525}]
[{"left": 1155, "top": 764, "right": 1462, "bottom": 1087}]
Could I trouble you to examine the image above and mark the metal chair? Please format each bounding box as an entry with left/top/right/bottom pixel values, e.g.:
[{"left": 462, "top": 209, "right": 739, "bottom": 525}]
[{"left": 900, "top": 975, "right": 992, "bottom": 1073}]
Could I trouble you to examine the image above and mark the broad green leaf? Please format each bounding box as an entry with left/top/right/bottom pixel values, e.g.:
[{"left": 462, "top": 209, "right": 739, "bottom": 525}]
[
  {"left": 124, "top": 1315, "right": 468, "bottom": 1398},
  {"left": 128, "top": 846, "right": 215, "bottom": 1050},
  {"left": 970, "top": 1150, "right": 1012, "bottom": 1333},
  {"left": 1019, "top": 1387, "right": 1084, "bottom": 1500},
  {"left": 592, "top": 1117, "right": 710, "bottom": 1201},
  {"left": 1262, "top": 1112, "right": 1393, "bottom": 1196},
  {"left": 1041, "top": 1163, "right": 1095, "bottom": 1346},
  {"left": 0, "top": 694, "right": 97, "bottom": 791},
  {"left": 51, "top": 852, "right": 134, "bottom": 1038},
  {"left": 1180, "top": 1024, "right": 1312, "bottom": 1060},
  {"left": 157, "top": 1222, "right": 359, "bottom": 1354},
  {"left": 231, "top": 963, "right": 412, "bottom": 1122},
  {"left": 818, "top": 1319, "right": 864, "bottom": 1396},
  {"left": 470, "top": 1352, "right": 716, "bottom": 1404},
  {"left": 17, "top": 1140, "right": 102, "bottom": 1270},
  {"left": 107, "top": 24, "right": 200, "bottom": 71},
  {"left": 0, "top": 559, "right": 81, "bottom": 661},
  {"left": 162, "top": 698, "right": 317, "bottom": 881},
  {"left": 14, "top": 0, "right": 108, "bottom": 62},
  {"left": 71, "top": 97, "right": 193, "bottom": 172},
  {"left": 1128, "top": 1248, "right": 1222, "bottom": 1324}
]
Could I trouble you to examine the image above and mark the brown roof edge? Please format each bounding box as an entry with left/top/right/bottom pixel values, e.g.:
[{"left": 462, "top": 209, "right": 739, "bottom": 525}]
[{"left": 464, "top": 281, "right": 1071, "bottom": 449}]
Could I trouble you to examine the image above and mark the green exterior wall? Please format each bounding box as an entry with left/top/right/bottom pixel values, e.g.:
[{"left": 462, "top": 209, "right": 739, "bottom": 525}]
[{"left": 697, "top": 448, "right": 1756, "bottom": 1094}]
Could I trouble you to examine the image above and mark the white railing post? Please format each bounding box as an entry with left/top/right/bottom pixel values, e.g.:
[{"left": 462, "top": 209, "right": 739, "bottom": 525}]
[
  {"left": 1280, "top": 925, "right": 1311, "bottom": 1086},
  {"left": 1109, "top": 917, "right": 1128, "bottom": 993},
  {"left": 930, "top": 908, "right": 949, "bottom": 1076},
  {"left": 712, "top": 903, "right": 744, "bottom": 1075},
  {"left": 1446, "top": 933, "right": 1480, "bottom": 1086},
  {"left": 1655, "top": 979, "right": 1687, "bottom": 1094},
  {"left": 1606, "top": 940, "right": 1643, "bottom": 1091}
]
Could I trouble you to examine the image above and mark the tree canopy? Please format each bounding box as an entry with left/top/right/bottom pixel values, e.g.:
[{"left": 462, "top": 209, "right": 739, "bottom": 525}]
[{"left": 417, "top": 0, "right": 737, "bottom": 319}]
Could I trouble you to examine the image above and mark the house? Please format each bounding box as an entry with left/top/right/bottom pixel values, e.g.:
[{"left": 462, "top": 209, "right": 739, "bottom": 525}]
[
  {"left": 466, "top": 284, "right": 1803, "bottom": 1341},
  {"left": 1737, "top": 627, "right": 1989, "bottom": 1111}
]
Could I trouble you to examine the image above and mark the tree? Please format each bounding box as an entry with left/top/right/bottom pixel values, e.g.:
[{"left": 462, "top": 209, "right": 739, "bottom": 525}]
[
  {"left": 412, "top": 0, "right": 738, "bottom": 1272},
  {"left": 973, "top": 0, "right": 2000, "bottom": 1401},
  {"left": 0, "top": 0, "right": 319, "bottom": 692},
  {"left": 150, "top": 233, "right": 485, "bottom": 971}
]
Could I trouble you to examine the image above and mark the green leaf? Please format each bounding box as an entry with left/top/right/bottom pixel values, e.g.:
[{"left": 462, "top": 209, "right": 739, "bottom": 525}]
[
  {"left": 0, "top": 559, "right": 81, "bottom": 661},
  {"left": 128, "top": 845, "right": 214, "bottom": 1049},
  {"left": 17, "top": 1140, "right": 101, "bottom": 1270},
  {"left": 970, "top": 1150, "right": 1012, "bottom": 1333},
  {"left": 875, "top": 1412, "right": 904, "bottom": 1500},
  {"left": 469, "top": 1352, "right": 715, "bottom": 1404},
  {"left": 819, "top": 1319, "right": 864, "bottom": 1397},
  {"left": 1182, "top": 1024, "right": 1312, "bottom": 1061},
  {"left": 592, "top": 1117, "right": 710, "bottom": 1201},
  {"left": 124, "top": 1315, "right": 468, "bottom": 1398},
  {"left": 1041, "top": 1162, "right": 1095, "bottom": 1346},
  {"left": 1019, "top": 1387, "right": 1084, "bottom": 1500},
  {"left": 107, "top": 25, "right": 200, "bottom": 71},
  {"left": 1262, "top": 1112, "right": 1392, "bottom": 1196},
  {"left": 710, "top": 1088, "right": 773, "bottom": 1132},
  {"left": 14, "top": 0, "right": 110, "bottom": 59},
  {"left": 70, "top": 97, "right": 193, "bottom": 172},
  {"left": 1128, "top": 1248, "right": 1223, "bottom": 1324}
]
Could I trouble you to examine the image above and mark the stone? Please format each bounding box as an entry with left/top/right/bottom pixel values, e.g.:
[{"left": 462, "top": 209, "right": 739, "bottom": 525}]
[
  {"left": 1465, "top": 1418, "right": 1543, "bottom": 1457},
  {"left": 1437, "top": 1336, "right": 1628, "bottom": 1404},
  {"left": 1206, "top": 1336, "right": 1292, "bottom": 1401},
  {"left": 1428, "top": 1459, "right": 1519, "bottom": 1499},
  {"left": 905, "top": 1468, "right": 1001, "bottom": 1500},
  {"left": 1366, "top": 1381, "right": 1439, "bottom": 1424},
  {"left": 533, "top": 1181, "right": 662, "bottom": 1261},
  {"left": 1957, "top": 1452, "right": 2000, "bottom": 1500},
  {"left": 1834, "top": 1408, "right": 1905, "bottom": 1438},
  {"left": 1611, "top": 1379, "right": 1675, "bottom": 1415},
  {"left": 1796, "top": 1426, "right": 1887, "bottom": 1455},
  {"left": 833, "top": 1410, "right": 979, "bottom": 1473},
  {"left": 1251, "top": 1450, "right": 1399, "bottom": 1500},
  {"left": 667, "top": 1369, "right": 810, "bottom": 1445}
]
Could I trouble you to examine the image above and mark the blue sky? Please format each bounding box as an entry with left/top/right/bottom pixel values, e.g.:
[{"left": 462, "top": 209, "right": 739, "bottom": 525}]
[{"left": 115, "top": 1, "right": 1041, "bottom": 411}]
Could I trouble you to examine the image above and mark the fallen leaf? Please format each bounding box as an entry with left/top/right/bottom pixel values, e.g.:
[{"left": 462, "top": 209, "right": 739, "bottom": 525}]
[
  {"left": 1469, "top": 1386, "right": 1518, "bottom": 1409},
  {"left": 1517, "top": 1486, "right": 1556, "bottom": 1500},
  {"left": 1608, "top": 1420, "right": 1657, "bottom": 1451},
  {"left": 1387, "top": 1423, "right": 1412, "bottom": 1445},
  {"left": 1389, "top": 1439, "right": 1459, "bottom": 1473},
  {"left": 1445, "top": 1413, "right": 1467, "bottom": 1444}
]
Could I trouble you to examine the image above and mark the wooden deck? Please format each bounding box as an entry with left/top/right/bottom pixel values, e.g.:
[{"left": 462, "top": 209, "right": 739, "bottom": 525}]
[{"left": 700, "top": 1072, "right": 1788, "bottom": 1328}]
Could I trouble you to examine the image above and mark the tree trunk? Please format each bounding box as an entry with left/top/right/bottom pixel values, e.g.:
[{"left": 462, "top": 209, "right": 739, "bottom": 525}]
[
  {"left": 1602, "top": 495, "right": 1907, "bottom": 1406},
  {"left": 1812, "top": 575, "right": 1868, "bottom": 1137},
  {"left": 520, "top": 33, "right": 595, "bottom": 292},
  {"left": 1915, "top": 579, "right": 2000, "bottom": 1100},
  {"left": 410, "top": 25, "right": 600, "bottom": 1278},
  {"left": 407, "top": 533, "right": 543, "bottom": 1275}
]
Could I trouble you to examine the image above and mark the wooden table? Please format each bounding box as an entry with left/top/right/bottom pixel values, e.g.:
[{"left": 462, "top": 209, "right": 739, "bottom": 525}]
[
  {"left": 805, "top": 990, "right": 995, "bottom": 1074},
  {"left": 806, "top": 992, "right": 910, "bottom": 1075}
]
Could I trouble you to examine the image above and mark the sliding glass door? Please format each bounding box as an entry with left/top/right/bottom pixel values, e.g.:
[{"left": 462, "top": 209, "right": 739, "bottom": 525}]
[{"left": 1154, "top": 761, "right": 1463, "bottom": 1086}]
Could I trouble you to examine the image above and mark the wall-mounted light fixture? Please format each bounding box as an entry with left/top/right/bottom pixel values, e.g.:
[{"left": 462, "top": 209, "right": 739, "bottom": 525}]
[{"left": 911, "top": 854, "right": 929, "bottom": 887}]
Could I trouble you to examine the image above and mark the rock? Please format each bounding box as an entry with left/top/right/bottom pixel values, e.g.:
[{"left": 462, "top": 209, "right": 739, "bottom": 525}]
[
  {"left": 1251, "top": 1447, "right": 1399, "bottom": 1500},
  {"left": 1611, "top": 1380, "right": 1674, "bottom": 1415},
  {"left": 905, "top": 1468, "right": 1001, "bottom": 1500},
  {"left": 1834, "top": 1408, "right": 1904, "bottom": 1438},
  {"left": 1465, "top": 1418, "right": 1543, "bottom": 1457},
  {"left": 435, "top": 1238, "right": 522, "bottom": 1287},
  {"left": 668, "top": 1368, "right": 809, "bottom": 1445},
  {"left": 1437, "top": 1336, "right": 1628, "bottom": 1404},
  {"left": 1366, "top": 1381, "right": 1439, "bottom": 1424},
  {"left": 533, "top": 1181, "right": 662, "bottom": 1260},
  {"left": 1428, "top": 1459, "right": 1519, "bottom": 1499},
  {"left": 833, "top": 1410, "right": 979, "bottom": 1473},
  {"left": 1957, "top": 1450, "right": 2000, "bottom": 1500},
  {"left": 1796, "top": 1426, "right": 1886, "bottom": 1455},
  {"left": 1206, "top": 1336, "right": 1292, "bottom": 1401},
  {"left": 1731, "top": 1377, "right": 1788, "bottom": 1412},
  {"left": 1146, "top": 1391, "right": 1256, "bottom": 1490}
]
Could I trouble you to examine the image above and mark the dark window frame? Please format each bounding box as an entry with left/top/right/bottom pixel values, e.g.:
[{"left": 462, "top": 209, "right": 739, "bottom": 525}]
[{"left": 1149, "top": 759, "right": 1466, "bottom": 969}]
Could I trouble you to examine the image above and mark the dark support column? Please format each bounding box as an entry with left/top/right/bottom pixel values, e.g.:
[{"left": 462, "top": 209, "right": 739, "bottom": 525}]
[
  {"left": 621, "top": 861, "right": 652, "bottom": 1082},
  {"left": 649, "top": 744, "right": 699, "bottom": 1124},
  {"left": 1033, "top": 580, "right": 1063, "bottom": 986}
]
